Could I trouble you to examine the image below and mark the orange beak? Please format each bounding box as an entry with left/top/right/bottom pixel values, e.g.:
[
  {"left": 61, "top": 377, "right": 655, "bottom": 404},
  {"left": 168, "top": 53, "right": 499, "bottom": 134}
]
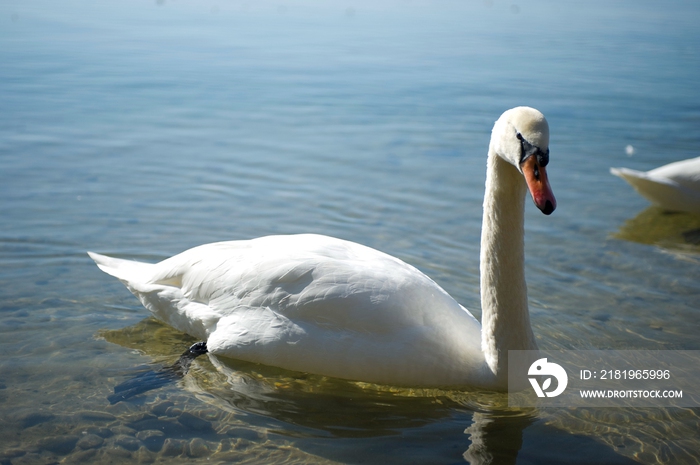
[{"left": 521, "top": 156, "right": 556, "bottom": 215}]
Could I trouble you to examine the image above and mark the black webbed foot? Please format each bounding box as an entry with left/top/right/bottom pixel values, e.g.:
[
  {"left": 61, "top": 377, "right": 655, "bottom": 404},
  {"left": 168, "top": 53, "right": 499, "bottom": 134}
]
[
  {"left": 186, "top": 341, "right": 208, "bottom": 356},
  {"left": 108, "top": 342, "right": 208, "bottom": 404}
]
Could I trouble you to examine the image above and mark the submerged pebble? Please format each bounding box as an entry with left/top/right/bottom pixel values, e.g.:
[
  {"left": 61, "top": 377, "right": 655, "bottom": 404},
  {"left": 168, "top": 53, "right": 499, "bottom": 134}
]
[
  {"left": 161, "top": 438, "right": 186, "bottom": 456},
  {"left": 136, "top": 429, "right": 166, "bottom": 452},
  {"left": 188, "top": 437, "right": 211, "bottom": 457},
  {"left": 114, "top": 434, "right": 141, "bottom": 452},
  {"left": 165, "top": 406, "right": 183, "bottom": 417},
  {"left": 134, "top": 446, "right": 156, "bottom": 463},
  {"left": 36, "top": 434, "right": 79, "bottom": 455},
  {"left": 16, "top": 411, "right": 55, "bottom": 428},
  {"left": 149, "top": 400, "right": 175, "bottom": 416},
  {"left": 76, "top": 433, "right": 104, "bottom": 450}
]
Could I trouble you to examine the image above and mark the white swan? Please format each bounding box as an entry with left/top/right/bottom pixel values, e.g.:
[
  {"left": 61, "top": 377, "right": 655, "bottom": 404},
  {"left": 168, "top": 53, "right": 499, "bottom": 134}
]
[
  {"left": 89, "top": 106, "right": 556, "bottom": 389},
  {"left": 610, "top": 157, "right": 700, "bottom": 213}
]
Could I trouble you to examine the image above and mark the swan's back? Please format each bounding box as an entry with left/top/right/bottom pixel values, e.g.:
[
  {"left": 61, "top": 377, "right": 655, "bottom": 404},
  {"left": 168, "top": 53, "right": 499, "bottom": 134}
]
[
  {"left": 90, "top": 234, "right": 487, "bottom": 386},
  {"left": 649, "top": 156, "right": 700, "bottom": 190},
  {"left": 610, "top": 157, "right": 700, "bottom": 213}
]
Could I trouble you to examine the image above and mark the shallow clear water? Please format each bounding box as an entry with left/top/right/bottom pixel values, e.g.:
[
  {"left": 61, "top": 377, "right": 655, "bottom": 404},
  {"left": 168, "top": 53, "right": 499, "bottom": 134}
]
[{"left": 1, "top": 0, "right": 700, "bottom": 463}]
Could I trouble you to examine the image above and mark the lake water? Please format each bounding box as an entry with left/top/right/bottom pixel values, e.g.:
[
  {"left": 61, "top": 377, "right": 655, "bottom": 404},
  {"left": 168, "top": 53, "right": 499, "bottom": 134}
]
[{"left": 1, "top": 0, "right": 700, "bottom": 463}]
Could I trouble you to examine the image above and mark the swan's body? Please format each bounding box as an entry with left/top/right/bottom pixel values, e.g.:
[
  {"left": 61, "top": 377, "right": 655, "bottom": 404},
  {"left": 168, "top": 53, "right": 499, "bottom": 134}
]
[
  {"left": 91, "top": 235, "right": 487, "bottom": 386},
  {"left": 611, "top": 157, "right": 700, "bottom": 213},
  {"left": 90, "top": 107, "right": 556, "bottom": 389}
]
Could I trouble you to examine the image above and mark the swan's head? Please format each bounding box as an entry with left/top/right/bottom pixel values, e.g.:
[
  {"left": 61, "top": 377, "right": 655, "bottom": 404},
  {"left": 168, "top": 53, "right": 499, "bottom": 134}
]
[{"left": 490, "top": 107, "right": 556, "bottom": 215}]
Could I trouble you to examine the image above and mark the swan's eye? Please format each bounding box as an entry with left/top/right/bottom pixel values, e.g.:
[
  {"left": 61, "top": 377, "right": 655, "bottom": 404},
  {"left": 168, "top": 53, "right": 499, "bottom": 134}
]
[{"left": 517, "top": 132, "right": 549, "bottom": 169}]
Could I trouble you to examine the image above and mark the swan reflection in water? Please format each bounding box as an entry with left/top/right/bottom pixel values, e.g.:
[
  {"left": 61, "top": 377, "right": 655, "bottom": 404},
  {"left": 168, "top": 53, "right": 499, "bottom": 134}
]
[
  {"left": 99, "top": 319, "right": 635, "bottom": 465},
  {"left": 614, "top": 206, "right": 700, "bottom": 253}
]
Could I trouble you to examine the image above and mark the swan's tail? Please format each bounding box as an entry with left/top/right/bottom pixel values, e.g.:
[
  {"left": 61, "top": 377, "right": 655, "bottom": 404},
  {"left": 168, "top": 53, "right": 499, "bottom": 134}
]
[
  {"left": 610, "top": 166, "right": 648, "bottom": 183},
  {"left": 611, "top": 166, "right": 678, "bottom": 188},
  {"left": 87, "top": 251, "right": 155, "bottom": 284},
  {"left": 89, "top": 251, "right": 212, "bottom": 340}
]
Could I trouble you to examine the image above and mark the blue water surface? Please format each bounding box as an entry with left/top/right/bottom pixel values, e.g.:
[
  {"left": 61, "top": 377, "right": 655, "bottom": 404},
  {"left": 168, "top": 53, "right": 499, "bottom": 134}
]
[{"left": 1, "top": 0, "right": 700, "bottom": 463}]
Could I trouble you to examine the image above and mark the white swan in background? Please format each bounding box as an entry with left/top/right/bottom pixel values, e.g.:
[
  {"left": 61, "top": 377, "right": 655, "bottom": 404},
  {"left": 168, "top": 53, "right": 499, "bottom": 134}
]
[
  {"left": 610, "top": 157, "right": 700, "bottom": 213},
  {"left": 89, "top": 106, "right": 556, "bottom": 389}
]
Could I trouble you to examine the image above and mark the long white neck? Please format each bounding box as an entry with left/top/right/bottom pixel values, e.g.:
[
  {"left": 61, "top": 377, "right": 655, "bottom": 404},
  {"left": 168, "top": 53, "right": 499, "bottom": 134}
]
[{"left": 480, "top": 150, "right": 538, "bottom": 380}]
